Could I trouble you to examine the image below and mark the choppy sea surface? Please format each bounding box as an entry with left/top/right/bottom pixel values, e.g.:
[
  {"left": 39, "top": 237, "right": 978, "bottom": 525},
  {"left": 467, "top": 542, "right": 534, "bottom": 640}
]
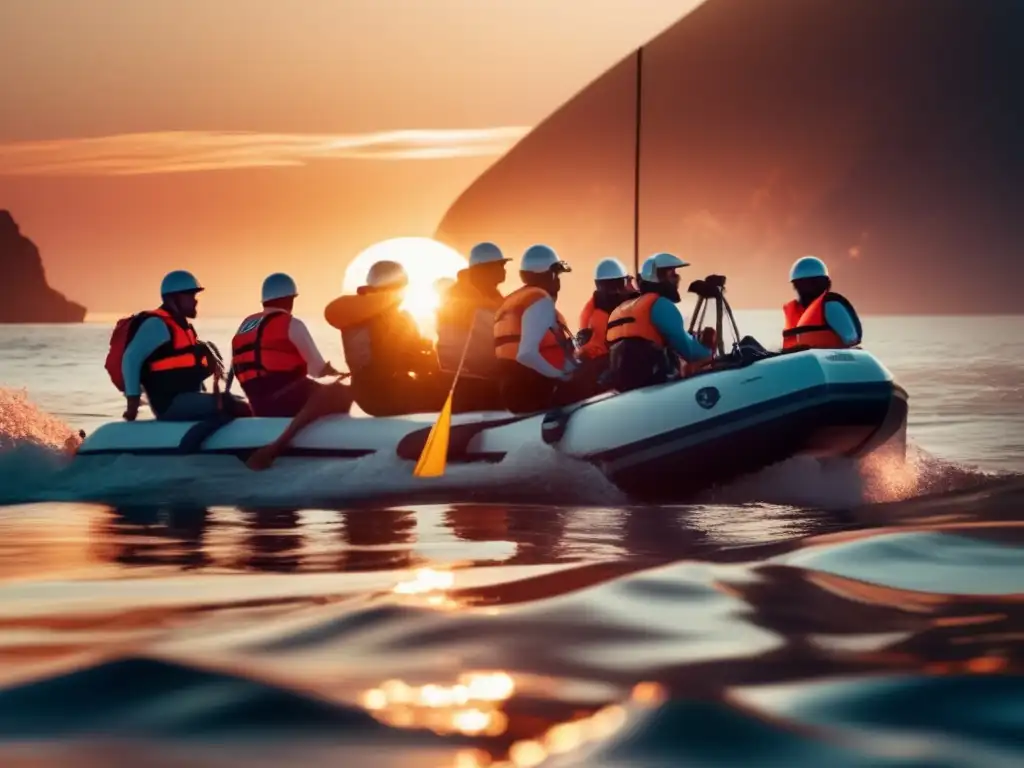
[{"left": 0, "top": 311, "right": 1022, "bottom": 767}]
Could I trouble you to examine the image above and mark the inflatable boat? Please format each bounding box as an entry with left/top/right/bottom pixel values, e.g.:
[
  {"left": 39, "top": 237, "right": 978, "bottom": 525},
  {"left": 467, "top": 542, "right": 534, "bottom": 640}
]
[{"left": 75, "top": 346, "right": 908, "bottom": 501}]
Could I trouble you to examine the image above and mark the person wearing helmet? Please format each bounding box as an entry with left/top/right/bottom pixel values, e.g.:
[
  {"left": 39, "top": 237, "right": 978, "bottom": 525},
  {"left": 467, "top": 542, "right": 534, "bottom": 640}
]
[
  {"left": 782, "top": 256, "right": 862, "bottom": 350},
  {"left": 435, "top": 241, "right": 509, "bottom": 411},
  {"left": 119, "top": 270, "right": 251, "bottom": 421},
  {"left": 606, "top": 252, "right": 716, "bottom": 392},
  {"left": 493, "top": 244, "right": 590, "bottom": 413},
  {"left": 325, "top": 259, "right": 449, "bottom": 417},
  {"left": 232, "top": 273, "right": 353, "bottom": 470},
  {"left": 577, "top": 257, "right": 639, "bottom": 363}
]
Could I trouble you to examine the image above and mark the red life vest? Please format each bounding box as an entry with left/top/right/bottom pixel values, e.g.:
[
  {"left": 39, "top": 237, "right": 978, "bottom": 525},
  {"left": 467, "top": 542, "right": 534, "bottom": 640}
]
[
  {"left": 105, "top": 308, "right": 206, "bottom": 392},
  {"left": 493, "top": 286, "right": 573, "bottom": 371},
  {"left": 230, "top": 309, "right": 308, "bottom": 384},
  {"left": 782, "top": 291, "right": 862, "bottom": 350}
]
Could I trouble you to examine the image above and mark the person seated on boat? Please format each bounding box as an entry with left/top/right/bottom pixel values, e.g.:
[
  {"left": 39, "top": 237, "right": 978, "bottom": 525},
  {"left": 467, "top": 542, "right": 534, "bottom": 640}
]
[
  {"left": 231, "top": 273, "right": 355, "bottom": 470},
  {"left": 118, "top": 270, "right": 251, "bottom": 422},
  {"left": 436, "top": 241, "right": 509, "bottom": 412},
  {"left": 575, "top": 257, "right": 639, "bottom": 384},
  {"left": 325, "top": 259, "right": 451, "bottom": 417},
  {"left": 493, "top": 244, "right": 593, "bottom": 414},
  {"left": 606, "top": 252, "right": 716, "bottom": 393},
  {"left": 782, "top": 256, "right": 863, "bottom": 351}
]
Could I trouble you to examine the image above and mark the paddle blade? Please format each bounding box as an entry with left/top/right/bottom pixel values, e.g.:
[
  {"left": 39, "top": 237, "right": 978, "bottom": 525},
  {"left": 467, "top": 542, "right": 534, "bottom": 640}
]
[{"left": 412, "top": 392, "right": 453, "bottom": 478}]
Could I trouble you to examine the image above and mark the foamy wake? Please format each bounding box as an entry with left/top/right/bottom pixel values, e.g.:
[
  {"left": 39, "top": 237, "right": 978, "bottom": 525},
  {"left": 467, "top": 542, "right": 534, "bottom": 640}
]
[
  {"left": 697, "top": 443, "right": 1001, "bottom": 510},
  {"left": 0, "top": 387, "right": 1003, "bottom": 510},
  {"left": 0, "top": 389, "right": 81, "bottom": 453}
]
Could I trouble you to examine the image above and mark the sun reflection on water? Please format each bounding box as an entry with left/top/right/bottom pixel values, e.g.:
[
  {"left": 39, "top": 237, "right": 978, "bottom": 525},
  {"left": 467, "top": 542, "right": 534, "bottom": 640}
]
[
  {"left": 378, "top": 565, "right": 671, "bottom": 767},
  {"left": 361, "top": 671, "right": 516, "bottom": 739},
  {"left": 392, "top": 566, "right": 460, "bottom": 608}
]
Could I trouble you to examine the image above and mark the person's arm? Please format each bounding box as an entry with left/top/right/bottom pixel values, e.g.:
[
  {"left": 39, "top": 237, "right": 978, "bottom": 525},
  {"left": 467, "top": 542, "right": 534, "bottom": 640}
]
[
  {"left": 198, "top": 338, "right": 223, "bottom": 380},
  {"left": 121, "top": 317, "right": 171, "bottom": 420},
  {"left": 516, "top": 296, "right": 565, "bottom": 378},
  {"left": 287, "top": 316, "right": 330, "bottom": 376},
  {"left": 122, "top": 317, "right": 170, "bottom": 397},
  {"left": 824, "top": 301, "right": 861, "bottom": 346},
  {"left": 650, "top": 297, "right": 712, "bottom": 363}
]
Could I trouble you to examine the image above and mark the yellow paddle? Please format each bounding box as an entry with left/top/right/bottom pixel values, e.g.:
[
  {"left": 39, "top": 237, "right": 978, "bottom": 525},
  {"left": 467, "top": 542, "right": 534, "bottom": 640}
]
[{"left": 413, "top": 317, "right": 478, "bottom": 478}]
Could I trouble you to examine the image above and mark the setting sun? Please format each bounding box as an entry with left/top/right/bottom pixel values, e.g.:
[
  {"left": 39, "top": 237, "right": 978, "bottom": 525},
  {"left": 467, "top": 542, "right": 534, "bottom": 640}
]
[{"left": 342, "top": 237, "right": 468, "bottom": 338}]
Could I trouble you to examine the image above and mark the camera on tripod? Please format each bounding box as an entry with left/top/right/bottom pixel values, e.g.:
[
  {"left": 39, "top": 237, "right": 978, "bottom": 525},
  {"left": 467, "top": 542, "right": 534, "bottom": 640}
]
[{"left": 687, "top": 274, "right": 727, "bottom": 299}]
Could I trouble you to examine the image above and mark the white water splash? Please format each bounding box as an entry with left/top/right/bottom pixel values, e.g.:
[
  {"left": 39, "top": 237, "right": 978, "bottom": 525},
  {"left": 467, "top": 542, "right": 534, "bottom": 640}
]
[{"left": 0, "top": 388, "right": 81, "bottom": 452}]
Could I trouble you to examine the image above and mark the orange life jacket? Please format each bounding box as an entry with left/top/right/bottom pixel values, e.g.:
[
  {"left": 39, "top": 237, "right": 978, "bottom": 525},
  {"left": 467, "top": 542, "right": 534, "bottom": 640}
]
[
  {"left": 230, "top": 308, "right": 308, "bottom": 384},
  {"left": 606, "top": 293, "right": 664, "bottom": 348},
  {"left": 782, "top": 291, "right": 862, "bottom": 350},
  {"left": 493, "top": 286, "right": 574, "bottom": 371},
  {"left": 107, "top": 308, "right": 204, "bottom": 391},
  {"left": 146, "top": 308, "right": 207, "bottom": 372},
  {"left": 439, "top": 276, "right": 504, "bottom": 330},
  {"left": 578, "top": 296, "right": 596, "bottom": 330},
  {"left": 436, "top": 277, "right": 504, "bottom": 375},
  {"left": 326, "top": 289, "right": 428, "bottom": 378},
  {"left": 578, "top": 296, "right": 611, "bottom": 359}
]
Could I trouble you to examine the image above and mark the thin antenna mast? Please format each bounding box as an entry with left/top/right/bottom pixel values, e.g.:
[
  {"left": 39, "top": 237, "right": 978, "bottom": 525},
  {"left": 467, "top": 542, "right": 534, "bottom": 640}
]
[{"left": 632, "top": 46, "right": 644, "bottom": 277}]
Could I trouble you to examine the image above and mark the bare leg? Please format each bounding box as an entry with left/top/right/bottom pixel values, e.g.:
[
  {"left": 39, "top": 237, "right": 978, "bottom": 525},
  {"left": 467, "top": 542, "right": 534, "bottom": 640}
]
[{"left": 246, "top": 383, "right": 352, "bottom": 471}]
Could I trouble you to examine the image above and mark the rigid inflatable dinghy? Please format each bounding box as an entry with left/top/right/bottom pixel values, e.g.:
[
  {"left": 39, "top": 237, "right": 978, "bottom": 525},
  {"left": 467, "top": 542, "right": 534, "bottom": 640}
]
[{"left": 75, "top": 345, "right": 908, "bottom": 501}]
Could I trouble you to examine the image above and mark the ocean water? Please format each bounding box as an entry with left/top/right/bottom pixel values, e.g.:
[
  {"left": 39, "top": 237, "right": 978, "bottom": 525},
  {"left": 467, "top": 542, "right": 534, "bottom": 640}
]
[{"left": 0, "top": 311, "right": 1022, "bottom": 767}]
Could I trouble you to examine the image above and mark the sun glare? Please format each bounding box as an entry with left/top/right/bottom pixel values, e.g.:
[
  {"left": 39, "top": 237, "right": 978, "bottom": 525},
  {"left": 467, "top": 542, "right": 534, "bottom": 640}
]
[{"left": 342, "top": 237, "right": 468, "bottom": 339}]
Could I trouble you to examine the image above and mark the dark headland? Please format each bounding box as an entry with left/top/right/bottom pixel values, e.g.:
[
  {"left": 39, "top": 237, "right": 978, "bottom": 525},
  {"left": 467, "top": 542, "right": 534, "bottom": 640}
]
[
  {"left": 436, "top": 0, "right": 1024, "bottom": 314},
  {"left": 0, "top": 211, "right": 87, "bottom": 324}
]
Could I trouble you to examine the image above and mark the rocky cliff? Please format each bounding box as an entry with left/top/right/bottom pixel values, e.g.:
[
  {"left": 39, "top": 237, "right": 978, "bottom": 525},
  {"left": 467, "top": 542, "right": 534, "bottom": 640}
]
[
  {"left": 0, "top": 211, "right": 86, "bottom": 323},
  {"left": 436, "top": 0, "right": 1024, "bottom": 314}
]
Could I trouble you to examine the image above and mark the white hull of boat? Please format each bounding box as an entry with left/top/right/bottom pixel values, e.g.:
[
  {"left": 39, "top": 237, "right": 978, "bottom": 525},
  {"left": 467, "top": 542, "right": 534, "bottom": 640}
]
[{"left": 76, "top": 349, "right": 908, "bottom": 500}]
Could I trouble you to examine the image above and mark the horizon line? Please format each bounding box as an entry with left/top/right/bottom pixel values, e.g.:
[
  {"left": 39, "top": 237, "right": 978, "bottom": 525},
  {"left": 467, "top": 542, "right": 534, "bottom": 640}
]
[{"left": 74, "top": 310, "right": 1024, "bottom": 323}]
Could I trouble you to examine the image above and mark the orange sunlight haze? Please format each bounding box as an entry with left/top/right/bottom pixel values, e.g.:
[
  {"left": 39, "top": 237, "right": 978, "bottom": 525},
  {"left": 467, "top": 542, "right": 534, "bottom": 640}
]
[{"left": 342, "top": 237, "right": 468, "bottom": 338}]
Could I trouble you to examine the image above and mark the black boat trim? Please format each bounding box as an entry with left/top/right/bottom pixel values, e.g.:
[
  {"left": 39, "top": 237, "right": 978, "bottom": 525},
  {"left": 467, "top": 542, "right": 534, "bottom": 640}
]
[
  {"left": 587, "top": 381, "right": 905, "bottom": 471},
  {"left": 395, "top": 415, "right": 530, "bottom": 462}
]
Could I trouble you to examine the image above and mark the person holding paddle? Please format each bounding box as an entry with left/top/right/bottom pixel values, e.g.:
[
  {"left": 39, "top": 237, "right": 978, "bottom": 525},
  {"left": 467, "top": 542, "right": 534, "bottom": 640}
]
[{"left": 436, "top": 241, "right": 509, "bottom": 412}]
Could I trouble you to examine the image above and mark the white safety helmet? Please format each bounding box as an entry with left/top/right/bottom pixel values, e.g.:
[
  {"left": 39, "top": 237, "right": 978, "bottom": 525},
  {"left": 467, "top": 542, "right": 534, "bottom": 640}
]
[
  {"left": 366, "top": 259, "right": 409, "bottom": 289},
  {"left": 468, "top": 241, "right": 510, "bottom": 268},
  {"left": 261, "top": 272, "right": 298, "bottom": 303},
  {"left": 520, "top": 244, "right": 571, "bottom": 274},
  {"left": 639, "top": 252, "right": 689, "bottom": 282},
  {"left": 789, "top": 255, "right": 829, "bottom": 281},
  {"left": 160, "top": 269, "right": 204, "bottom": 296},
  {"left": 594, "top": 257, "right": 629, "bottom": 281}
]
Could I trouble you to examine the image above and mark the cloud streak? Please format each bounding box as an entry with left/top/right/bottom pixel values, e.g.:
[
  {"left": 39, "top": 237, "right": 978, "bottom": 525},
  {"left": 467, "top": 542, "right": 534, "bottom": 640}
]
[{"left": 0, "top": 127, "right": 530, "bottom": 177}]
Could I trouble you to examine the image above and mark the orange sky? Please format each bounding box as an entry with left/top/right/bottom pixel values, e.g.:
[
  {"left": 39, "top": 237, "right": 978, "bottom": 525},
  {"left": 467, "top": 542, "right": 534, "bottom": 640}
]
[{"left": 0, "top": 0, "right": 703, "bottom": 315}]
